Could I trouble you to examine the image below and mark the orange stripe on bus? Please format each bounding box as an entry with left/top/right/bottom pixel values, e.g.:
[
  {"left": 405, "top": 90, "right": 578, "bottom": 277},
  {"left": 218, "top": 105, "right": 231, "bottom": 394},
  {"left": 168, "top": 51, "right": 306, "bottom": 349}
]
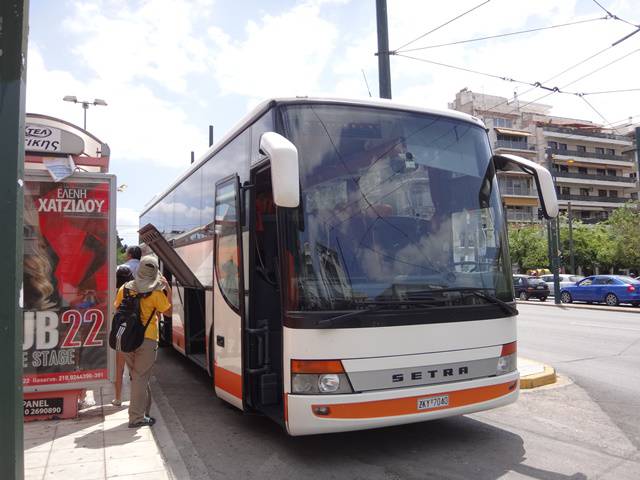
[
  {"left": 284, "top": 394, "right": 289, "bottom": 423},
  {"left": 214, "top": 363, "right": 243, "bottom": 399},
  {"left": 312, "top": 380, "right": 516, "bottom": 419}
]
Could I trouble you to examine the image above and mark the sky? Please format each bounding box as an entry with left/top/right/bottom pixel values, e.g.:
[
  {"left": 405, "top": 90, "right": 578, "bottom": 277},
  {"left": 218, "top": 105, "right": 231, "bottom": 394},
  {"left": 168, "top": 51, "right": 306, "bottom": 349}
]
[{"left": 26, "top": 0, "right": 640, "bottom": 245}]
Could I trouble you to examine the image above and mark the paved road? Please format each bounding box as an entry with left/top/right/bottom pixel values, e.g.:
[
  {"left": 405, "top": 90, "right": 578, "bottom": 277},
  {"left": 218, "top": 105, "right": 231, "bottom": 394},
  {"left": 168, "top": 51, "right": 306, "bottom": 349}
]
[
  {"left": 517, "top": 303, "right": 640, "bottom": 449},
  {"left": 152, "top": 306, "right": 640, "bottom": 480}
]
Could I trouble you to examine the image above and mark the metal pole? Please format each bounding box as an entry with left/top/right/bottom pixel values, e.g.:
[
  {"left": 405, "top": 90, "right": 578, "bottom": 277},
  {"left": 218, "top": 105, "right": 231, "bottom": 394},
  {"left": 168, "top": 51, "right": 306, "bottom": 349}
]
[
  {"left": 83, "top": 103, "right": 88, "bottom": 130},
  {"left": 375, "top": 0, "right": 392, "bottom": 99},
  {"left": 635, "top": 127, "right": 640, "bottom": 176},
  {"left": 0, "top": 0, "right": 28, "bottom": 477},
  {"left": 568, "top": 201, "right": 575, "bottom": 274},
  {"left": 545, "top": 148, "right": 561, "bottom": 303},
  {"left": 209, "top": 125, "right": 214, "bottom": 147}
]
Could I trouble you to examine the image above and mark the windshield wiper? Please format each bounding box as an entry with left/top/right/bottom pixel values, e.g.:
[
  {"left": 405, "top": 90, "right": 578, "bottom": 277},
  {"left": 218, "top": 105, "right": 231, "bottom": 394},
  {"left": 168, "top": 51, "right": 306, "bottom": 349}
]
[
  {"left": 317, "top": 301, "right": 437, "bottom": 326},
  {"left": 405, "top": 287, "right": 517, "bottom": 316}
]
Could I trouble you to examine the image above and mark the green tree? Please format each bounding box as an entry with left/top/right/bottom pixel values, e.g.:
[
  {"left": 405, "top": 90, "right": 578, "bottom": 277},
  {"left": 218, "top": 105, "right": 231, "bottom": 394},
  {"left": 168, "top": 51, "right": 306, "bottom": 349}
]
[
  {"left": 116, "top": 232, "right": 127, "bottom": 265},
  {"left": 606, "top": 201, "right": 640, "bottom": 271},
  {"left": 508, "top": 224, "right": 548, "bottom": 272}
]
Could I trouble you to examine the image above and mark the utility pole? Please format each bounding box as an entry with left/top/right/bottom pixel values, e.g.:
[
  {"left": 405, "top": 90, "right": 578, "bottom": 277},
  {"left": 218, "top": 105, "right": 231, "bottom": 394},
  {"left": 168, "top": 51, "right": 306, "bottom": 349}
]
[
  {"left": 545, "top": 148, "right": 561, "bottom": 303},
  {"left": 375, "top": 0, "right": 392, "bottom": 99},
  {"left": 0, "top": 0, "right": 28, "bottom": 478},
  {"left": 568, "top": 201, "right": 575, "bottom": 274}
]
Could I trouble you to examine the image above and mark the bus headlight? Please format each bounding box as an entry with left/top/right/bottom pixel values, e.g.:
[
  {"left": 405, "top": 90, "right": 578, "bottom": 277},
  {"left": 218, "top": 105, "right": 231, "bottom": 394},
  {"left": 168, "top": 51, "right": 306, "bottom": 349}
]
[
  {"left": 291, "top": 373, "right": 353, "bottom": 394},
  {"left": 496, "top": 341, "right": 517, "bottom": 375},
  {"left": 291, "top": 374, "right": 316, "bottom": 394},
  {"left": 318, "top": 374, "right": 340, "bottom": 393},
  {"left": 291, "top": 359, "right": 354, "bottom": 395}
]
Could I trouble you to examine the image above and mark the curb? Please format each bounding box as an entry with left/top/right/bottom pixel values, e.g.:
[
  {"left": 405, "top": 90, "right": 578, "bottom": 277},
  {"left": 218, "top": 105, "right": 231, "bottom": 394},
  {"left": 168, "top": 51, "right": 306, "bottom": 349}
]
[
  {"left": 520, "top": 364, "right": 557, "bottom": 389},
  {"left": 516, "top": 299, "right": 638, "bottom": 314},
  {"left": 150, "top": 376, "right": 209, "bottom": 480}
]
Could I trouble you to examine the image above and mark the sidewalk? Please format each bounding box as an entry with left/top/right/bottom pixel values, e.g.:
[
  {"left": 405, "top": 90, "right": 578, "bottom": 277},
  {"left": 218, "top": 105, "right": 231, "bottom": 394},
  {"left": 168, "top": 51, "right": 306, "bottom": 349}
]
[
  {"left": 24, "top": 381, "right": 180, "bottom": 480},
  {"left": 518, "top": 357, "right": 556, "bottom": 389},
  {"left": 516, "top": 298, "right": 640, "bottom": 314}
]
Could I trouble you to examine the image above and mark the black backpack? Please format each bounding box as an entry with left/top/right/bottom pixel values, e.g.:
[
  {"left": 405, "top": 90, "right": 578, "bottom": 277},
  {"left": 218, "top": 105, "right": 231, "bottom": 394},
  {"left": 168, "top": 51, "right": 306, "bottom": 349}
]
[{"left": 109, "top": 288, "right": 155, "bottom": 352}]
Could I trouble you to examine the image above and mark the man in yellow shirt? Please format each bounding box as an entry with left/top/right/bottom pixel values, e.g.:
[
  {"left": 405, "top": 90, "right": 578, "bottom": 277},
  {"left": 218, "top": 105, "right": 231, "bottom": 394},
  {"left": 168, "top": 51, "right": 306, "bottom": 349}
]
[{"left": 114, "top": 255, "right": 171, "bottom": 428}]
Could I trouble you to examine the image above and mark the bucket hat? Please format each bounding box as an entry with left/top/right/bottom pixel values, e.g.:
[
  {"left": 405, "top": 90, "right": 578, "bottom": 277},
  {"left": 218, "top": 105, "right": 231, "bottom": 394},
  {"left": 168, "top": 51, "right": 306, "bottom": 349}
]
[{"left": 130, "top": 255, "right": 162, "bottom": 293}]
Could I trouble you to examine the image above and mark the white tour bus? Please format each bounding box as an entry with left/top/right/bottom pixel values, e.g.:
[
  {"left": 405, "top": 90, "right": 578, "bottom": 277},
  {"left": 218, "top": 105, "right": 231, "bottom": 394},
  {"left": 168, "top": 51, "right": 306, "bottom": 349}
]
[{"left": 139, "top": 97, "right": 558, "bottom": 436}]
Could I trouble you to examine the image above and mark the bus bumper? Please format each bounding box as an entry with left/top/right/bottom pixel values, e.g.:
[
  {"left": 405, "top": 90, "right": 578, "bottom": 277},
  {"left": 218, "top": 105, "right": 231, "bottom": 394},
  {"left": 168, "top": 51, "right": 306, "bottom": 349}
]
[{"left": 285, "top": 371, "right": 519, "bottom": 436}]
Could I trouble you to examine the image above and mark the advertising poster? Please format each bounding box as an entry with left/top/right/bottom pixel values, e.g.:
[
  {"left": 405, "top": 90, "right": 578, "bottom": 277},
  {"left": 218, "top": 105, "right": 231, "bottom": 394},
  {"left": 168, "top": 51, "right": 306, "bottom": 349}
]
[{"left": 23, "top": 176, "right": 111, "bottom": 389}]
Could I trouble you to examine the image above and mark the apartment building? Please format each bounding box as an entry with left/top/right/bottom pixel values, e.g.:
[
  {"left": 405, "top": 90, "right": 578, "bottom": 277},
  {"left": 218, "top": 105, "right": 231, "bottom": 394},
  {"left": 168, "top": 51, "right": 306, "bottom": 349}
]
[
  {"left": 449, "top": 89, "right": 638, "bottom": 223},
  {"left": 538, "top": 124, "right": 635, "bottom": 222}
]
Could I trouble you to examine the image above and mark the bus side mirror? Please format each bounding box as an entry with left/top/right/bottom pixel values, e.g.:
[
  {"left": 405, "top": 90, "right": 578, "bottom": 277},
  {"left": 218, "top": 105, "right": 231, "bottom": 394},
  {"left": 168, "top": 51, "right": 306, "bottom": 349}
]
[
  {"left": 260, "top": 132, "right": 300, "bottom": 208},
  {"left": 493, "top": 153, "right": 559, "bottom": 219}
]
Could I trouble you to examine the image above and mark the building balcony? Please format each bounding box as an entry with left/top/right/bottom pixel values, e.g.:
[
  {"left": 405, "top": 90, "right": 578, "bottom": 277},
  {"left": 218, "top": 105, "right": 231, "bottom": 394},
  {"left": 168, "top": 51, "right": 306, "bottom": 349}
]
[
  {"left": 554, "top": 171, "right": 637, "bottom": 184},
  {"left": 495, "top": 140, "right": 536, "bottom": 151},
  {"left": 548, "top": 148, "right": 629, "bottom": 162},
  {"left": 499, "top": 185, "right": 538, "bottom": 196},
  {"left": 543, "top": 126, "right": 633, "bottom": 145},
  {"left": 506, "top": 211, "right": 537, "bottom": 222},
  {"left": 557, "top": 194, "right": 629, "bottom": 204}
]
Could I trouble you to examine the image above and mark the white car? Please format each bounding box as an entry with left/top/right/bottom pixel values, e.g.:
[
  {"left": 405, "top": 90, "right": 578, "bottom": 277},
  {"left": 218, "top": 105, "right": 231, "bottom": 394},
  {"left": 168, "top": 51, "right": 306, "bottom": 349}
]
[{"left": 540, "top": 274, "right": 584, "bottom": 294}]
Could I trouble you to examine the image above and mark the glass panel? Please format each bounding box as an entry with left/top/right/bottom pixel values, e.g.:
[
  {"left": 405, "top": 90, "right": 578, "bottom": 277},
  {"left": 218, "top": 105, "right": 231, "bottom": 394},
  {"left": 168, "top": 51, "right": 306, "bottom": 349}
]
[
  {"left": 282, "top": 104, "right": 512, "bottom": 314},
  {"left": 203, "top": 131, "right": 250, "bottom": 231},
  {"left": 162, "top": 191, "right": 176, "bottom": 238},
  {"left": 251, "top": 111, "right": 274, "bottom": 164},
  {"left": 173, "top": 168, "right": 203, "bottom": 235},
  {"left": 215, "top": 179, "right": 240, "bottom": 310}
]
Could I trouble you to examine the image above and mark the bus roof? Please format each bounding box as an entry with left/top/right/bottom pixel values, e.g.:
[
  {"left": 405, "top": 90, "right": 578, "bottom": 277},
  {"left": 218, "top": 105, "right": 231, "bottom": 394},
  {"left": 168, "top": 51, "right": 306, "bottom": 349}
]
[{"left": 140, "top": 96, "right": 485, "bottom": 217}]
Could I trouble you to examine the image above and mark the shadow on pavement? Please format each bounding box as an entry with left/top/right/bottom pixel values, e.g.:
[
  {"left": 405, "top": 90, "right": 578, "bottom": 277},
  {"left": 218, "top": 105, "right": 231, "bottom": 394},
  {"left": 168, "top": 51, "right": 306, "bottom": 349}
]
[{"left": 155, "top": 348, "right": 588, "bottom": 480}]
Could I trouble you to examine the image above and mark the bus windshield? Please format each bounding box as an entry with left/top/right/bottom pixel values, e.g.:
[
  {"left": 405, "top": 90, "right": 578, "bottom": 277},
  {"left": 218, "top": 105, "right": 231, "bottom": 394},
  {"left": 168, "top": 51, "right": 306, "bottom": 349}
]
[{"left": 281, "top": 104, "right": 512, "bottom": 314}]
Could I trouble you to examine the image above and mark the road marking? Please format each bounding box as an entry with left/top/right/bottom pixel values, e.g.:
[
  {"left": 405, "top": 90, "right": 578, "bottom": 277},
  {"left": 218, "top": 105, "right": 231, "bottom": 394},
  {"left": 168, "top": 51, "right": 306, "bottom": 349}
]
[{"left": 570, "top": 322, "right": 640, "bottom": 332}]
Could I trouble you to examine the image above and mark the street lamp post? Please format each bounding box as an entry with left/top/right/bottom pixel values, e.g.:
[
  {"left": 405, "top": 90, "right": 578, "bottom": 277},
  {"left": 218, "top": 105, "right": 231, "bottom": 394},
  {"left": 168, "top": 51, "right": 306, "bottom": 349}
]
[
  {"left": 568, "top": 201, "right": 576, "bottom": 274},
  {"left": 62, "top": 96, "right": 107, "bottom": 130}
]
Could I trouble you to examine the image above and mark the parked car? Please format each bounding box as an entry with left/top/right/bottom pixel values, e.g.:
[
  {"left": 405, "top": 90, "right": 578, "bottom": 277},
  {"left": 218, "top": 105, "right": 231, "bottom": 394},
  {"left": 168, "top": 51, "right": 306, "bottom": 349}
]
[
  {"left": 513, "top": 274, "right": 550, "bottom": 301},
  {"left": 559, "top": 275, "right": 640, "bottom": 306},
  {"left": 540, "top": 274, "right": 584, "bottom": 294}
]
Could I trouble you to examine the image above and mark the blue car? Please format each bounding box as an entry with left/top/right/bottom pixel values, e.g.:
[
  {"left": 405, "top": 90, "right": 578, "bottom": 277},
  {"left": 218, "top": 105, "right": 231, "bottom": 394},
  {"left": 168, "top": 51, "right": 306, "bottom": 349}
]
[{"left": 559, "top": 275, "right": 640, "bottom": 307}]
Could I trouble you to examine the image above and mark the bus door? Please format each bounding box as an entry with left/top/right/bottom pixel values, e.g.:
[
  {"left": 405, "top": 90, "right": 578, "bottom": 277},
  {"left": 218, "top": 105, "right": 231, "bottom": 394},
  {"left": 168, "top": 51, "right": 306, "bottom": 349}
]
[
  {"left": 245, "top": 164, "right": 284, "bottom": 423},
  {"left": 213, "top": 176, "right": 246, "bottom": 409},
  {"left": 139, "top": 224, "right": 206, "bottom": 366}
]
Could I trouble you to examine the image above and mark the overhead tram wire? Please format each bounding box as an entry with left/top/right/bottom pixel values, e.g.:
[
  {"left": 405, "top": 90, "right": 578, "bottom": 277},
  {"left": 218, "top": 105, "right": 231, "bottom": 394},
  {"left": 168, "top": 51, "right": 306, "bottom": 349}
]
[
  {"left": 481, "top": 8, "right": 640, "bottom": 115},
  {"left": 482, "top": 43, "right": 615, "bottom": 114},
  {"left": 578, "top": 94, "right": 612, "bottom": 127},
  {"left": 591, "top": 0, "right": 638, "bottom": 27},
  {"left": 580, "top": 88, "right": 640, "bottom": 95},
  {"left": 393, "top": 53, "right": 536, "bottom": 87},
  {"left": 394, "top": 49, "right": 640, "bottom": 101},
  {"left": 392, "top": 0, "right": 492, "bottom": 53},
  {"left": 396, "top": 45, "right": 640, "bottom": 125},
  {"left": 603, "top": 113, "right": 640, "bottom": 128},
  {"left": 484, "top": 44, "right": 640, "bottom": 115},
  {"left": 395, "top": 17, "right": 609, "bottom": 53},
  {"left": 503, "top": 48, "right": 640, "bottom": 115}
]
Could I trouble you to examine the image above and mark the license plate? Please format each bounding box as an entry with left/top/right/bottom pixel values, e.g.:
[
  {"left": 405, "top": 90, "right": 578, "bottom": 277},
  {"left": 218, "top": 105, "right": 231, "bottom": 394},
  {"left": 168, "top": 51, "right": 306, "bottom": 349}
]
[
  {"left": 417, "top": 395, "right": 449, "bottom": 410},
  {"left": 537, "top": 285, "right": 545, "bottom": 289},
  {"left": 23, "top": 397, "right": 64, "bottom": 417}
]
